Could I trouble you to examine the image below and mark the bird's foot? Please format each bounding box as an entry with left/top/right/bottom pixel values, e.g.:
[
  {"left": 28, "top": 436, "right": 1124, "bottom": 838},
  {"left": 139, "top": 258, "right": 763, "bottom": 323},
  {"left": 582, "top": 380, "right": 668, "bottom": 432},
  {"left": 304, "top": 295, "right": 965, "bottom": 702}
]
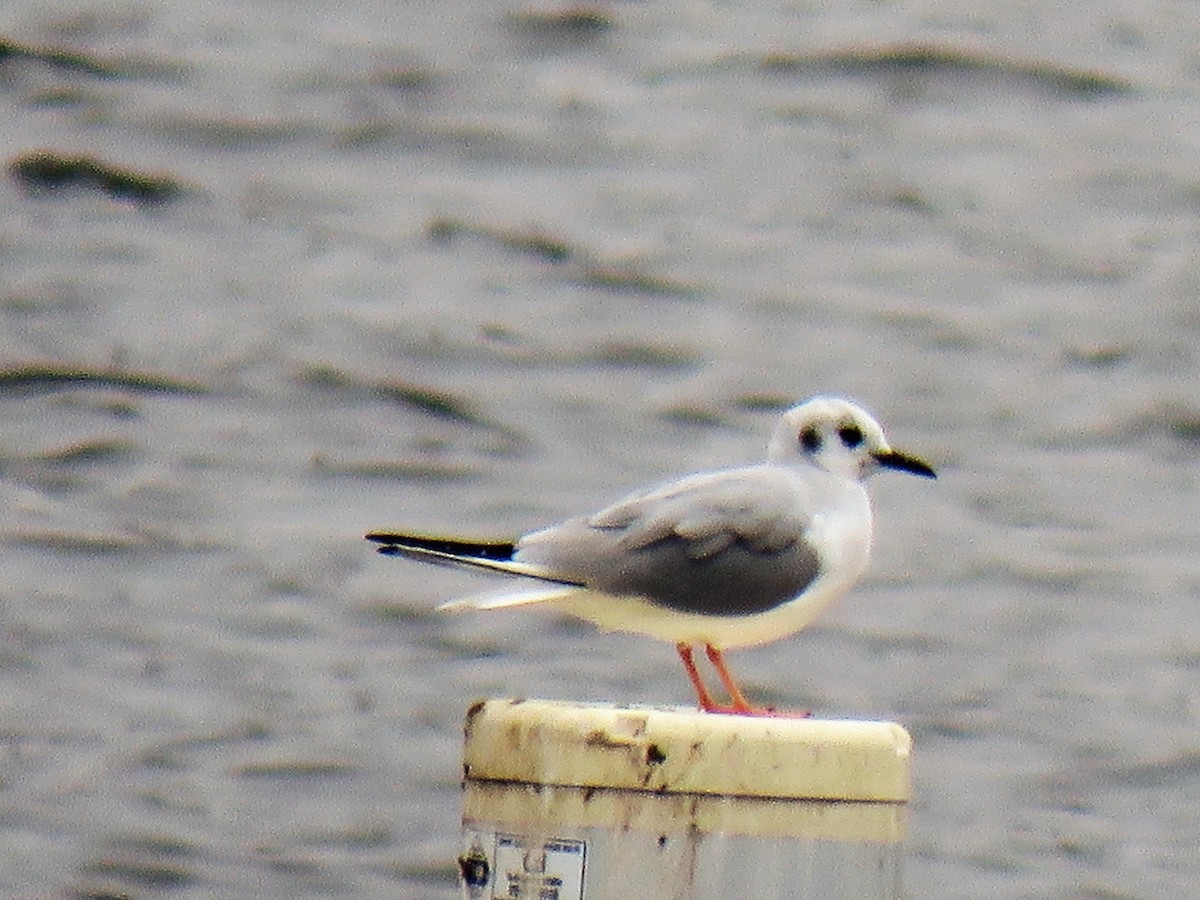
[{"left": 698, "top": 701, "right": 812, "bottom": 718}]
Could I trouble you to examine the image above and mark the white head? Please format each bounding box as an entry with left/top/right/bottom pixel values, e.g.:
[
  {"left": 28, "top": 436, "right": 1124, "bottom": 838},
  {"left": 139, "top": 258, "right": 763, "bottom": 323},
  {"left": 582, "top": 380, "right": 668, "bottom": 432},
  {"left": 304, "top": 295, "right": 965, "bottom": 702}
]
[{"left": 767, "top": 396, "right": 936, "bottom": 482}]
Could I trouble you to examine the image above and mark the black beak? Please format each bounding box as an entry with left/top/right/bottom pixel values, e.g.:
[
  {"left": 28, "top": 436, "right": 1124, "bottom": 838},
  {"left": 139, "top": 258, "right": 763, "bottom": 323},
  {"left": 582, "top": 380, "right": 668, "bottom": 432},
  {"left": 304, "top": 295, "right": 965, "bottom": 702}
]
[{"left": 874, "top": 449, "right": 937, "bottom": 479}]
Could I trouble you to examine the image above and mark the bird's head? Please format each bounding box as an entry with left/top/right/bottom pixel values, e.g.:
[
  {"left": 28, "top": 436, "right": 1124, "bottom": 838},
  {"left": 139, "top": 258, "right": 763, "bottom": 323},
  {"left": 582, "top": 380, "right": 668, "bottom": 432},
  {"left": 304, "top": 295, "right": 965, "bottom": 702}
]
[{"left": 767, "top": 396, "right": 936, "bottom": 482}]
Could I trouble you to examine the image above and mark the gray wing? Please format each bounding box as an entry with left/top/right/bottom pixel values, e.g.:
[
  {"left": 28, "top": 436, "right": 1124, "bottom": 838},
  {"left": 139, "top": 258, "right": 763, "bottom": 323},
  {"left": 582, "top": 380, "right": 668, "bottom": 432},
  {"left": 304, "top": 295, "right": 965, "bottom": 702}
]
[{"left": 515, "top": 465, "right": 822, "bottom": 616}]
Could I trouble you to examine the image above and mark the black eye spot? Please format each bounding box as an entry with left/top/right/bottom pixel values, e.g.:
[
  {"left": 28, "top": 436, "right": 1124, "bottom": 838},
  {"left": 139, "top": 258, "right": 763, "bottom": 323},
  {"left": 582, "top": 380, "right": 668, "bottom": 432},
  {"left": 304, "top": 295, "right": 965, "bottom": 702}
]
[
  {"left": 837, "top": 424, "right": 864, "bottom": 448},
  {"left": 799, "top": 427, "right": 821, "bottom": 452}
]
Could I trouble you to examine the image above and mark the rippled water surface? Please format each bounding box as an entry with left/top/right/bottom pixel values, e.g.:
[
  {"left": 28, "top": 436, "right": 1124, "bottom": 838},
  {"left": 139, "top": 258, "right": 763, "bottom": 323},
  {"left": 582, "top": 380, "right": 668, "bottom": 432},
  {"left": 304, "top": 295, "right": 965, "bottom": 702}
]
[{"left": 2, "top": 1, "right": 1199, "bottom": 897}]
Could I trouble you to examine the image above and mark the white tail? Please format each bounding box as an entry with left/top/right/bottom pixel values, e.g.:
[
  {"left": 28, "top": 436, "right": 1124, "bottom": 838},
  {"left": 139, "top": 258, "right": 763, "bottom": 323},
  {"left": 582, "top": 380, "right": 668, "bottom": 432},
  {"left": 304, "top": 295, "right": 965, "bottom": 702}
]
[{"left": 438, "top": 585, "right": 584, "bottom": 611}]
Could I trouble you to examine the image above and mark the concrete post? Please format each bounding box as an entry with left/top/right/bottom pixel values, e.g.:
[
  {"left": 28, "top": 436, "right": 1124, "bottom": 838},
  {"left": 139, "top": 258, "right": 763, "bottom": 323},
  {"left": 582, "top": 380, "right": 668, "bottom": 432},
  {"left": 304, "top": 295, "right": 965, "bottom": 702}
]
[{"left": 455, "top": 699, "right": 910, "bottom": 899}]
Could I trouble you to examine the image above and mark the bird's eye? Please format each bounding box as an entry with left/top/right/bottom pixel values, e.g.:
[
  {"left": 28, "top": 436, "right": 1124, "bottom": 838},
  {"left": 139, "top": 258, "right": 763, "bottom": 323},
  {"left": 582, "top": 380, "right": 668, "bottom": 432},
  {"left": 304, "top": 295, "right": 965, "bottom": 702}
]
[
  {"left": 799, "top": 427, "right": 822, "bottom": 452},
  {"left": 837, "top": 424, "right": 864, "bottom": 447}
]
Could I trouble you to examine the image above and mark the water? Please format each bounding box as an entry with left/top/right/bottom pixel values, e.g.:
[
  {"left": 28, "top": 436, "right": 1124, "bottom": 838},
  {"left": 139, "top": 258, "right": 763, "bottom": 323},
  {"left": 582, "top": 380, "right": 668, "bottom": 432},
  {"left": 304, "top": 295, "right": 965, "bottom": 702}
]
[{"left": 1, "top": 1, "right": 1199, "bottom": 897}]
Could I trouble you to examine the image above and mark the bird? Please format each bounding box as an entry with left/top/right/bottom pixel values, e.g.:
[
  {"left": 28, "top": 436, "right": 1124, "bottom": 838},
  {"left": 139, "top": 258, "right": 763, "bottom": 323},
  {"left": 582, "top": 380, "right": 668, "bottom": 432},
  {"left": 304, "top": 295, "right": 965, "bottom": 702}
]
[{"left": 366, "top": 396, "right": 935, "bottom": 716}]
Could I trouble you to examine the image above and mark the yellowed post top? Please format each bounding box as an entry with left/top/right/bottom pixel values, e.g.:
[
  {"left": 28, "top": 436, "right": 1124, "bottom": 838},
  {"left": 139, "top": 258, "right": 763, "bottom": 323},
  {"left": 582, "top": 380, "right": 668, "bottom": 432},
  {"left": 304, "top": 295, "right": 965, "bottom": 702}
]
[{"left": 463, "top": 699, "right": 911, "bottom": 803}]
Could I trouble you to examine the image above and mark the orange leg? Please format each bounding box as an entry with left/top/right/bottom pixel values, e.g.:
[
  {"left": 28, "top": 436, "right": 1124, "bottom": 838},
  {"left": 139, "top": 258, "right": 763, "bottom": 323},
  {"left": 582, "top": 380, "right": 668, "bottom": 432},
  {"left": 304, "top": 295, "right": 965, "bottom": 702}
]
[
  {"left": 676, "top": 643, "right": 722, "bottom": 711},
  {"left": 704, "top": 644, "right": 756, "bottom": 713},
  {"left": 675, "top": 643, "right": 813, "bottom": 717}
]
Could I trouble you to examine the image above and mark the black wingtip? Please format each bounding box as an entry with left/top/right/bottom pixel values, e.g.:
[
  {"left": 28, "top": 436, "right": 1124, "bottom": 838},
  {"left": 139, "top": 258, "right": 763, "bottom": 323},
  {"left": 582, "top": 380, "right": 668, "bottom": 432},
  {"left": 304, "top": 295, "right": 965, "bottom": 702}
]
[
  {"left": 364, "top": 532, "right": 518, "bottom": 561},
  {"left": 365, "top": 533, "right": 397, "bottom": 553}
]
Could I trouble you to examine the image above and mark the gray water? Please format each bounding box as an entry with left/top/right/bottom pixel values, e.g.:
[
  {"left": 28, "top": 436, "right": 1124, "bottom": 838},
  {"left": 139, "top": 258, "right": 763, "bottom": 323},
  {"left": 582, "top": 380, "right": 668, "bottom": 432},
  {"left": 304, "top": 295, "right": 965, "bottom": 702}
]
[{"left": 2, "top": 1, "right": 1199, "bottom": 897}]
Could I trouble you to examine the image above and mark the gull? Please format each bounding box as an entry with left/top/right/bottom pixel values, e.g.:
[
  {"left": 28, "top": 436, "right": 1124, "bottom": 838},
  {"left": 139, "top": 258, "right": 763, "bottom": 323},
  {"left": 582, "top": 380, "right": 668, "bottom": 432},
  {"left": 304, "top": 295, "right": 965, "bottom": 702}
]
[{"left": 366, "top": 396, "right": 935, "bottom": 716}]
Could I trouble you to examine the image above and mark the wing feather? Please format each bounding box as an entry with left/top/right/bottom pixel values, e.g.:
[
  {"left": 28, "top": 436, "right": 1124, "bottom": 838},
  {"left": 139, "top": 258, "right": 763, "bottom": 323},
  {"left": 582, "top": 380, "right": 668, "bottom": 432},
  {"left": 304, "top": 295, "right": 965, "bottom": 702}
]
[{"left": 517, "top": 465, "right": 822, "bottom": 615}]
